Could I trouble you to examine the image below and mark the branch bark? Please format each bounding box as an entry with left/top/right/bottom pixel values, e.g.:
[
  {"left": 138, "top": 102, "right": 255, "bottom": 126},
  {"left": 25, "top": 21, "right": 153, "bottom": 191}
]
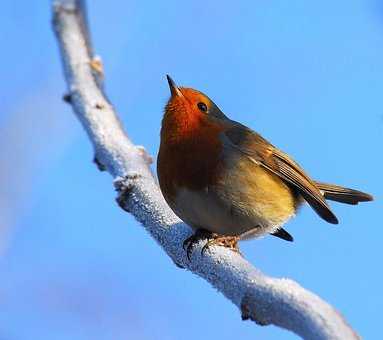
[{"left": 52, "top": 1, "right": 359, "bottom": 339}]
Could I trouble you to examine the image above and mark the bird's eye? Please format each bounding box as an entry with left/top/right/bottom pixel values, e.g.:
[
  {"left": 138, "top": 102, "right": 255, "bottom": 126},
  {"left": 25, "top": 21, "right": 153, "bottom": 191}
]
[{"left": 197, "top": 102, "right": 208, "bottom": 113}]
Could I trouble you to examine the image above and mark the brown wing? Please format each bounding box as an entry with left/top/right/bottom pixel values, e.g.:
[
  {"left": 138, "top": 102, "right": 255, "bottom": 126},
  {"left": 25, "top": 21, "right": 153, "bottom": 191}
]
[{"left": 223, "top": 124, "right": 338, "bottom": 224}]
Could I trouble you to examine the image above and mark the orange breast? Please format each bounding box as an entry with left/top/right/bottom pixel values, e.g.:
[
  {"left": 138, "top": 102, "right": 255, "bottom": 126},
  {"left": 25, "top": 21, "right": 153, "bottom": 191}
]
[{"left": 157, "top": 116, "right": 225, "bottom": 202}]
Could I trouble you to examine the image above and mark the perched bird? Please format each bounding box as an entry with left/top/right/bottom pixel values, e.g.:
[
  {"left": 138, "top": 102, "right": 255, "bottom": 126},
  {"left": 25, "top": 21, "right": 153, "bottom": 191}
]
[{"left": 157, "top": 75, "right": 373, "bottom": 257}]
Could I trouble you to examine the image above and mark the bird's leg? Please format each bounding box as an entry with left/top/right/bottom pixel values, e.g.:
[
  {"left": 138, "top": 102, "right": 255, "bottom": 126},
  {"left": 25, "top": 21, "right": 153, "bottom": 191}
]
[
  {"left": 202, "top": 234, "right": 241, "bottom": 256},
  {"left": 183, "top": 228, "right": 212, "bottom": 260},
  {"left": 183, "top": 230, "right": 242, "bottom": 260}
]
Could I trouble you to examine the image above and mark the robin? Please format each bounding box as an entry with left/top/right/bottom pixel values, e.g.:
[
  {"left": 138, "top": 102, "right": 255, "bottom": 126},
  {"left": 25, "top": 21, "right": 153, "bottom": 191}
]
[{"left": 157, "top": 75, "right": 373, "bottom": 258}]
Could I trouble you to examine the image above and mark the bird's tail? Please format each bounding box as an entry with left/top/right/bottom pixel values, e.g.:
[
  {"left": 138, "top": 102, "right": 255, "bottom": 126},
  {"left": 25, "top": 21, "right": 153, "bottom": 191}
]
[{"left": 315, "top": 182, "right": 373, "bottom": 205}]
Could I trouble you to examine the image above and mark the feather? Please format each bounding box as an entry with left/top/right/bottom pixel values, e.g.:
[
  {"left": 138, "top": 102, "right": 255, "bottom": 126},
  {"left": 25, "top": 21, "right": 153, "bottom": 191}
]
[
  {"left": 316, "top": 182, "right": 373, "bottom": 205},
  {"left": 271, "top": 228, "right": 294, "bottom": 242},
  {"left": 223, "top": 124, "right": 338, "bottom": 224}
]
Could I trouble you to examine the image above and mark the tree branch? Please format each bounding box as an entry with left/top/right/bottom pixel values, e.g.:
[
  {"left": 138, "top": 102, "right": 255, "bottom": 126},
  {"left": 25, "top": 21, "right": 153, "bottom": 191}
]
[{"left": 52, "top": 1, "right": 359, "bottom": 339}]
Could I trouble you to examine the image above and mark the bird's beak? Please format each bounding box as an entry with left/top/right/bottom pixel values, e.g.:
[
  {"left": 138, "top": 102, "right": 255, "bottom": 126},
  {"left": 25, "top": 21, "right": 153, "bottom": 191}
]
[{"left": 166, "top": 75, "right": 183, "bottom": 97}]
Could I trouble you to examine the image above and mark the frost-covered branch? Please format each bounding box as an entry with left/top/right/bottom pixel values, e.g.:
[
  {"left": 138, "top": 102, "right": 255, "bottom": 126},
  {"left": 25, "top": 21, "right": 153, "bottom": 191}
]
[{"left": 52, "top": 1, "right": 359, "bottom": 339}]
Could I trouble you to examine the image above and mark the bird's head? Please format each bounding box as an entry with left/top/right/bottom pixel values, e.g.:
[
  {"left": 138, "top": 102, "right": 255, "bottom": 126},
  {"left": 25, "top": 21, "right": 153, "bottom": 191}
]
[{"left": 162, "top": 75, "right": 228, "bottom": 142}]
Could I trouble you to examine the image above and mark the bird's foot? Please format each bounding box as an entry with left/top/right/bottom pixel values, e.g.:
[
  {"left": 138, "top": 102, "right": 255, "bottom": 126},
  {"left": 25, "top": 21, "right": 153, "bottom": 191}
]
[
  {"left": 183, "top": 229, "right": 212, "bottom": 261},
  {"left": 202, "top": 234, "right": 241, "bottom": 256},
  {"left": 183, "top": 230, "right": 241, "bottom": 260}
]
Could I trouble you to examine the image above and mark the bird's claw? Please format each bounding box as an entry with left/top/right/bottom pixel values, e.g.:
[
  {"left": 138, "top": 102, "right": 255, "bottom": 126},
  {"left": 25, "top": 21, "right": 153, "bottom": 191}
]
[
  {"left": 183, "top": 230, "right": 241, "bottom": 260},
  {"left": 183, "top": 229, "right": 212, "bottom": 261},
  {"left": 201, "top": 235, "right": 241, "bottom": 256}
]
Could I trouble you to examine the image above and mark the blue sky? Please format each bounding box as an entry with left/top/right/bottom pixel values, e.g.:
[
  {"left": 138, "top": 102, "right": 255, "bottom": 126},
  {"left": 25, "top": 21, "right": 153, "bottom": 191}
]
[{"left": 0, "top": 1, "right": 382, "bottom": 339}]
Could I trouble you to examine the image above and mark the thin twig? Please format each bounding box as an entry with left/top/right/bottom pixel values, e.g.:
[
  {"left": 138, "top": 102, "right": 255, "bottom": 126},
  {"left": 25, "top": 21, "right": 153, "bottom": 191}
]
[{"left": 52, "top": 1, "right": 359, "bottom": 339}]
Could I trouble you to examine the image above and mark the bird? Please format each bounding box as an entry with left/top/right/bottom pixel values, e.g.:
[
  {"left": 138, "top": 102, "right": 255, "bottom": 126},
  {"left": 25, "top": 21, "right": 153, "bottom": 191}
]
[{"left": 157, "top": 75, "right": 373, "bottom": 258}]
